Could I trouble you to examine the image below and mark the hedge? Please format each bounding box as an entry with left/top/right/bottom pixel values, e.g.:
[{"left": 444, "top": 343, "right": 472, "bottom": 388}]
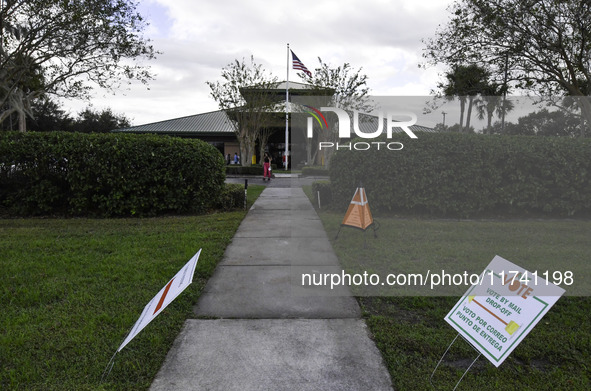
[
  {"left": 213, "top": 183, "right": 246, "bottom": 210},
  {"left": 329, "top": 132, "right": 591, "bottom": 217},
  {"left": 301, "top": 166, "right": 329, "bottom": 177},
  {"left": 0, "top": 132, "right": 225, "bottom": 217},
  {"left": 225, "top": 164, "right": 278, "bottom": 176}
]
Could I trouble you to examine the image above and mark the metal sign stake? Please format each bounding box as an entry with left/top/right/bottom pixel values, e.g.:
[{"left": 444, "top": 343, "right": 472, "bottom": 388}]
[{"left": 430, "top": 333, "right": 481, "bottom": 391}]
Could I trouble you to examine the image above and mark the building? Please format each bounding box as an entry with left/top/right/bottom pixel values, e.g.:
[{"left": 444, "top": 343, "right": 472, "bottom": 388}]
[
  {"left": 114, "top": 82, "right": 333, "bottom": 166},
  {"left": 113, "top": 82, "right": 435, "bottom": 167}
]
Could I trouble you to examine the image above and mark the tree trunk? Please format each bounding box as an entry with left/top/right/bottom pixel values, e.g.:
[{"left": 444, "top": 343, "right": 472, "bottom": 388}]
[
  {"left": 258, "top": 129, "right": 271, "bottom": 166},
  {"left": 239, "top": 145, "right": 248, "bottom": 167},
  {"left": 18, "top": 111, "right": 26, "bottom": 132},
  {"left": 578, "top": 98, "right": 591, "bottom": 137},
  {"left": 0, "top": 108, "right": 15, "bottom": 126},
  {"left": 236, "top": 125, "right": 255, "bottom": 167},
  {"left": 240, "top": 136, "right": 256, "bottom": 167},
  {"left": 240, "top": 145, "right": 249, "bottom": 167},
  {"left": 465, "top": 96, "right": 474, "bottom": 133},
  {"left": 487, "top": 111, "right": 494, "bottom": 134},
  {"left": 459, "top": 99, "right": 466, "bottom": 132}
]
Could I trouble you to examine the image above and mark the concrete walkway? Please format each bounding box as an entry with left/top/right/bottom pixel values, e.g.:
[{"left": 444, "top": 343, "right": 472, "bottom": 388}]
[{"left": 149, "top": 181, "right": 393, "bottom": 390}]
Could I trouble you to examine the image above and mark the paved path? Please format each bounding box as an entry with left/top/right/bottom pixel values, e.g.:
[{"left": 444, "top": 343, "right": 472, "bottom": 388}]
[{"left": 149, "top": 181, "right": 393, "bottom": 390}]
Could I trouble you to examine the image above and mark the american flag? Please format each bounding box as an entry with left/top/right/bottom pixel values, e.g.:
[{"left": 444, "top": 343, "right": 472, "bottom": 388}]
[{"left": 291, "top": 50, "right": 312, "bottom": 77}]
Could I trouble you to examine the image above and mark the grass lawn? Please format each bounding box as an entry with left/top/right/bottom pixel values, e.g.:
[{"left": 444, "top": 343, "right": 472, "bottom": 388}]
[
  {"left": 308, "top": 191, "right": 590, "bottom": 390},
  {"left": 0, "top": 185, "right": 264, "bottom": 391},
  {"left": 362, "top": 295, "right": 590, "bottom": 390}
]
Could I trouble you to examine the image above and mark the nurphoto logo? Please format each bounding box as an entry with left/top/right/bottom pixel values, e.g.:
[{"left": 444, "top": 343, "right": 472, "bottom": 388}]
[{"left": 305, "top": 106, "right": 418, "bottom": 151}]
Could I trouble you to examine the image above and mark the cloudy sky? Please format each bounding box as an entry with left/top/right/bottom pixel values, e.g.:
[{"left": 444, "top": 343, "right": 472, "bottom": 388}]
[{"left": 62, "top": 0, "right": 456, "bottom": 126}]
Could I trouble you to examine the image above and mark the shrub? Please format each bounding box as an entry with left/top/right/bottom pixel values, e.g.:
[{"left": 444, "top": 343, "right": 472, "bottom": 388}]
[
  {"left": 214, "top": 183, "right": 245, "bottom": 210},
  {"left": 302, "top": 166, "right": 329, "bottom": 177},
  {"left": 329, "top": 132, "right": 591, "bottom": 217},
  {"left": 225, "top": 165, "right": 262, "bottom": 175},
  {"left": 311, "top": 181, "right": 332, "bottom": 209},
  {"left": 225, "top": 164, "right": 278, "bottom": 176},
  {"left": 0, "top": 132, "right": 225, "bottom": 217}
]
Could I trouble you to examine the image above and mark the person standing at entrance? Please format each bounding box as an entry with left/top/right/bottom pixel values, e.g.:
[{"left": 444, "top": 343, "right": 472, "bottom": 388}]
[{"left": 263, "top": 153, "right": 272, "bottom": 181}]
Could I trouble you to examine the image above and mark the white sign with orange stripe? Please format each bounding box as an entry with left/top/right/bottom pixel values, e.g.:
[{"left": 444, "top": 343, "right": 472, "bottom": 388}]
[
  {"left": 445, "top": 255, "right": 565, "bottom": 367},
  {"left": 118, "top": 249, "right": 201, "bottom": 352}
]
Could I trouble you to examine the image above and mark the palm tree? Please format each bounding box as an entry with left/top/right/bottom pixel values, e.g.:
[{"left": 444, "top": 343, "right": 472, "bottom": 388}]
[
  {"left": 474, "top": 82, "right": 514, "bottom": 134},
  {"left": 440, "top": 64, "right": 489, "bottom": 132}
]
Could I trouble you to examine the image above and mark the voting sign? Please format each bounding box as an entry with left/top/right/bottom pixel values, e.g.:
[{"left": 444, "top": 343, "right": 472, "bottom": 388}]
[
  {"left": 445, "top": 255, "right": 565, "bottom": 367},
  {"left": 118, "top": 249, "right": 201, "bottom": 352}
]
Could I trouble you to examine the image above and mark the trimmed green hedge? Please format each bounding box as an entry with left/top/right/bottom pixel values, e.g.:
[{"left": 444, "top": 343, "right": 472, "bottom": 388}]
[
  {"left": 214, "top": 183, "right": 246, "bottom": 210},
  {"left": 329, "top": 133, "right": 591, "bottom": 217},
  {"left": 0, "top": 132, "right": 225, "bottom": 217},
  {"left": 225, "top": 164, "right": 278, "bottom": 176},
  {"left": 302, "top": 166, "right": 329, "bottom": 177}
]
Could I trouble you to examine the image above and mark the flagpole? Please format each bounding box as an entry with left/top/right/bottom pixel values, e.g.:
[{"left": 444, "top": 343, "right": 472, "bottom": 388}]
[{"left": 285, "top": 43, "right": 289, "bottom": 171}]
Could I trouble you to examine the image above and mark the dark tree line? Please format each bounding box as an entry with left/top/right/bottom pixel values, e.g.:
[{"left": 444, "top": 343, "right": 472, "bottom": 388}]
[
  {"left": 423, "top": 0, "right": 591, "bottom": 137},
  {"left": 1, "top": 0, "right": 154, "bottom": 131},
  {"left": 0, "top": 98, "right": 130, "bottom": 132}
]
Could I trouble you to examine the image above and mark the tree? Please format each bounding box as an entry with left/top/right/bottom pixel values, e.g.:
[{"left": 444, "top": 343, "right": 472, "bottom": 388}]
[
  {"left": 257, "top": 126, "right": 273, "bottom": 168},
  {"left": 505, "top": 108, "right": 580, "bottom": 137},
  {"left": 299, "top": 58, "right": 372, "bottom": 113},
  {"left": 439, "top": 64, "right": 489, "bottom": 132},
  {"left": 423, "top": 0, "right": 591, "bottom": 136},
  {"left": 69, "top": 106, "right": 131, "bottom": 132},
  {"left": 298, "top": 58, "right": 372, "bottom": 166},
  {"left": 0, "top": 0, "right": 155, "bottom": 131},
  {"left": 27, "top": 97, "right": 73, "bottom": 131},
  {"left": 474, "top": 83, "right": 515, "bottom": 134},
  {"left": 207, "top": 56, "right": 278, "bottom": 167},
  {"left": 20, "top": 99, "right": 130, "bottom": 132}
]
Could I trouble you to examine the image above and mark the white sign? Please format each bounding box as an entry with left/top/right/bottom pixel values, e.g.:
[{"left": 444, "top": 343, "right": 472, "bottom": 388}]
[
  {"left": 118, "top": 249, "right": 201, "bottom": 352},
  {"left": 445, "top": 255, "right": 565, "bottom": 367}
]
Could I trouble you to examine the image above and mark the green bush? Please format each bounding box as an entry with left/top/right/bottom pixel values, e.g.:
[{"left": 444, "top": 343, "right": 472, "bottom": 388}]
[
  {"left": 214, "top": 183, "right": 246, "bottom": 210},
  {"left": 329, "top": 132, "right": 591, "bottom": 217},
  {"left": 302, "top": 166, "right": 329, "bottom": 177},
  {"left": 0, "top": 132, "right": 225, "bottom": 217},
  {"left": 225, "top": 165, "right": 261, "bottom": 175},
  {"left": 312, "top": 180, "right": 332, "bottom": 209},
  {"left": 225, "top": 164, "right": 278, "bottom": 176}
]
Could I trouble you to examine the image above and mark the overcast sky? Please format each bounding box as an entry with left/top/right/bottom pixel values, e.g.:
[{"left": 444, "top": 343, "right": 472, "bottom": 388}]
[{"left": 62, "top": 0, "right": 456, "bottom": 126}]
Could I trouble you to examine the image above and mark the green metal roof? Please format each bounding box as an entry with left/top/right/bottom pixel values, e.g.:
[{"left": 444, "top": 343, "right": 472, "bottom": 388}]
[
  {"left": 114, "top": 110, "right": 234, "bottom": 135},
  {"left": 113, "top": 107, "right": 435, "bottom": 136}
]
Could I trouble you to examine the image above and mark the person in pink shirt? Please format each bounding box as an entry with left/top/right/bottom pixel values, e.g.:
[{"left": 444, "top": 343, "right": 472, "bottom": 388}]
[{"left": 263, "top": 152, "right": 272, "bottom": 181}]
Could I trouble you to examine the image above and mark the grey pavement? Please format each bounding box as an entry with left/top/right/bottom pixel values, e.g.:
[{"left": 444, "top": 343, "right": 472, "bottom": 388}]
[{"left": 150, "top": 179, "right": 393, "bottom": 390}]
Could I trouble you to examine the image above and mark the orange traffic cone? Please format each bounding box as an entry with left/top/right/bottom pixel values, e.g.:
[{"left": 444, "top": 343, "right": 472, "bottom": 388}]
[{"left": 335, "top": 185, "right": 378, "bottom": 245}]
